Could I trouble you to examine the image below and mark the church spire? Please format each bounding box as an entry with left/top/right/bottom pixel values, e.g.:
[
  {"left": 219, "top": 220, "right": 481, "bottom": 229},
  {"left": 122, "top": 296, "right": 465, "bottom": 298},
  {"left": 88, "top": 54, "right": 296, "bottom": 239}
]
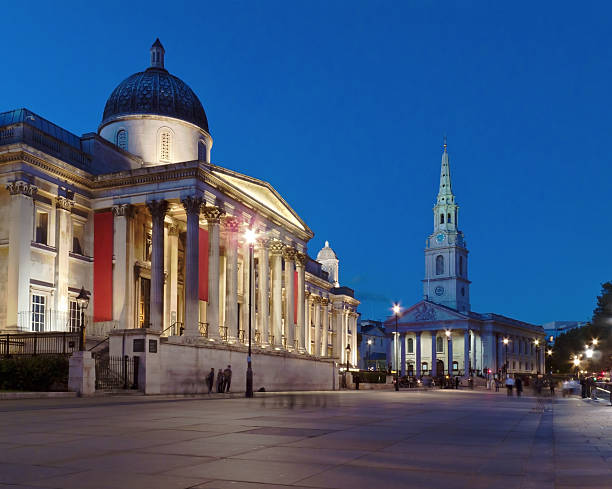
[
  {"left": 437, "top": 136, "right": 454, "bottom": 205},
  {"left": 433, "top": 137, "right": 458, "bottom": 232},
  {"left": 150, "top": 38, "right": 165, "bottom": 69}
]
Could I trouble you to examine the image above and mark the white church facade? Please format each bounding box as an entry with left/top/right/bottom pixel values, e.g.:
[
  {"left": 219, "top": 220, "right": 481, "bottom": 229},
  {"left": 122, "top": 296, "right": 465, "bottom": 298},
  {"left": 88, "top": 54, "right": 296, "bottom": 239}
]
[
  {"left": 385, "top": 141, "right": 545, "bottom": 379},
  {"left": 0, "top": 40, "right": 359, "bottom": 388}
]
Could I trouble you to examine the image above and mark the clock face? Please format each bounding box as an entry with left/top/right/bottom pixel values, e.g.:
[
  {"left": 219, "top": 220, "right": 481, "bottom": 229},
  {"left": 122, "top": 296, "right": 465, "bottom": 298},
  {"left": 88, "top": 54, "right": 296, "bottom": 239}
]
[
  {"left": 436, "top": 233, "right": 445, "bottom": 244},
  {"left": 434, "top": 286, "right": 444, "bottom": 296}
]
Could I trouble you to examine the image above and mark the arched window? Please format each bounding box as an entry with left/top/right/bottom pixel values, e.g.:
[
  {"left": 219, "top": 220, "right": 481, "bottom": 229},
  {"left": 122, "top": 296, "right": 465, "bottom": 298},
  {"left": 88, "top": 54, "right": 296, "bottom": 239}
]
[
  {"left": 407, "top": 338, "right": 414, "bottom": 353},
  {"left": 160, "top": 130, "right": 172, "bottom": 162},
  {"left": 459, "top": 256, "right": 463, "bottom": 275},
  {"left": 421, "top": 362, "right": 428, "bottom": 372},
  {"left": 116, "top": 129, "right": 128, "bottom": 151},
  {"left": 440, "top": 214, "right": 444, "bottom": 224},
  {"left": 452, "top": 361, "right": 458, "bottom": 371},
  {"left": 436, "top": 255, "right": 444, "bottom": 275},
  {"left": 198, "top": 140, "right": 207, "bottom": 161},
  {"left": 436, "top": 336, "right": 444, "bottom": 353},
  {"left": 447, "top": 213, "right": 451, "bottom": 223}
]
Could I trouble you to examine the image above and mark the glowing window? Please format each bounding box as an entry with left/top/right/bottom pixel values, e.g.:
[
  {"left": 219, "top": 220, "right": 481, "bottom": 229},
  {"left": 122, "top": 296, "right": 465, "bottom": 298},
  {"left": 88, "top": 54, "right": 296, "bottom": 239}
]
[{"left": 160, "top": 131, "right": 171, "bottom": 162}]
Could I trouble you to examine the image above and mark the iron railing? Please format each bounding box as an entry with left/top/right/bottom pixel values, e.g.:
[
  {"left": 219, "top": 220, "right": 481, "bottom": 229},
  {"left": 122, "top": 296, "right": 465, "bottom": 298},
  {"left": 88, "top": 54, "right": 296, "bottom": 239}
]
[
  {"left": 0, "top": 332, "right": 80, "bottom": 357},
  {"left": 199, "top": 322, "right": 208, "bottom": 337},
  {"left": 254, "top": 331, "right": 261, "bottom": 344},
  {"left": 161, "top": 322, "right": 183, "bottom": 337},
  {"left": 94, "top": 355, "right": 139, "bottom": 390},
  {"left": 17, "top": 310, "right": 87, "bottom": 333},
  {"left": 238, "top": 329, "right": 245, "bottom": 343},
  {"left": 220, "top": 326, "right": 228, "bottom": 341}
]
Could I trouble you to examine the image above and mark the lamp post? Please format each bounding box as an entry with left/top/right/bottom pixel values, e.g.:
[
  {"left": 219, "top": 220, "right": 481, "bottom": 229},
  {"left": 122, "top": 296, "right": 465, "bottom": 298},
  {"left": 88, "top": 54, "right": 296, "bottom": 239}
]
[
  {"left": 546, "top": 349, "right": 552, "bottom": 373},
  {"left": 573, "top": 356, "right": 580, "bottom": 380},
  {"left": 445, "top": 329, "right": 452, "bottom": 380},
  {"left": 392, "top": 304, "right": 400, "bottom": 391},
  {"left": 534, "top": 339, "right": 540, "bottom": 374},
  {"left": 244, "top": 228, "right": 256, "bottom": 398},
  {"left": 503, "top": 337, "right": 509, "bottom": 375},
  {"left": 76, "top": 287, "right": 90, "bottom": 351},
  {"left": 367, "top": 338, "right": 372, "bottom": 370}
]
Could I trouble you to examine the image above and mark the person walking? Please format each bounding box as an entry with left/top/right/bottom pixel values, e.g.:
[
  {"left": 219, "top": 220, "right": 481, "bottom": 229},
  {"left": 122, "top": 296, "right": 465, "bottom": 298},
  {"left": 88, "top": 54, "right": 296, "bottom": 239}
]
[
  {"left": 505, "top": 375, "right": 514, "bottom": 396},
  {"left": 206, "top": 368, "right": 215, "bottom": 394},
  {"left": 223, "top": 365, "right": 232, "bottom": 393},
  {"left": 354, "top": 372, "right": 360, "bottom": 390},
  {"left": 494, "top": 377, "right": 500, "bottom": 392},
  {"left": 515, "top": 376, "right": 523, "bottom": 397},
  {"left": 455, "top": 376, "right": 460, "bottom": 389},
  {"left": 548, "top": 376, "right": 555, "bottom": 397},
  {"left": 217, "top": 367, "right": 225, "bottom": 393}
]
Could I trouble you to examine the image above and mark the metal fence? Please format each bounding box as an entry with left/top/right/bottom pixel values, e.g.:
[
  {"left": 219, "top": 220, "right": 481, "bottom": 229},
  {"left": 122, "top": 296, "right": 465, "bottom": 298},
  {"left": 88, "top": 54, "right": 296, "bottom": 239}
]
[
  {"left": 94, "top": 355, "right": 139, "bottom": 390},
  {"left": 0, "top": 332, "right": 80, "bottom": 357},
  {"left": 17, "top": 310, "right": 88, "bottom": 333}
]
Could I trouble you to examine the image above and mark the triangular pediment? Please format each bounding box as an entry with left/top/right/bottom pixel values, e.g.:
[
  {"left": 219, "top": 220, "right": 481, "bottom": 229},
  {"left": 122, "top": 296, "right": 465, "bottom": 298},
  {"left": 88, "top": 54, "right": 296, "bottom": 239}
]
[
  {"left": 385, "top": 301, "right": 468, "bottom": 326},
  {"left": 210, "top": 167, "right": 310, "bottom": 234}
]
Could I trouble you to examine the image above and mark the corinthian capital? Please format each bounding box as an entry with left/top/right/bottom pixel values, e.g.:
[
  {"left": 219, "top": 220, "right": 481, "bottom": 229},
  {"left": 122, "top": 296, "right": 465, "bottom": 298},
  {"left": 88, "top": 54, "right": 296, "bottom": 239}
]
[
  {"left": 6, "top": 181, "right": 37, "bottom": 197},
  {"left": 321, "top": 297, "right": 330, "bottom": 306},
  {"left": 223, "top": 216, "right": 241, "bottom": 233},
  {"left": 56, "top": 196, "right": 75, "bottom": 211},
  {"left": 147, "top": 200, "right": 168, "bottom": 223},
  {"left": 201, "top": 205, "right": 225, "bottom": 224},
  {"left": 295, "top": 252, "right": 307, "bottom": 267},
  {"left": 268, "top": 239, "right": 284, "bottom": 256},
  {"left": 283, "top": 246, "right": 297, "bottom": 261},
  {"left": 181, "top": 196, "right": 203, "bottom": 215},
  {"left": 112, "top": 203, "right": 133, "bottom": 217}
]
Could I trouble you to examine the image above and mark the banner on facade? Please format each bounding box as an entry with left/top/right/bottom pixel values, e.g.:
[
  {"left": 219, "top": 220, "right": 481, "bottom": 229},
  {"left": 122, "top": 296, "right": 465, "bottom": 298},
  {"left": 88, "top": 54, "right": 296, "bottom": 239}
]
[{"left": 93, "top": 211, "right": 113, "bottom": 322}]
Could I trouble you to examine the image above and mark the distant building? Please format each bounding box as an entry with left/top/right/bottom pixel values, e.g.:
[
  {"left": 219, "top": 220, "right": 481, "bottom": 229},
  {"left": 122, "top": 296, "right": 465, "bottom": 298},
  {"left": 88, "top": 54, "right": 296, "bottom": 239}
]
[
  {"left": 543, "top": 321, "right": 587, "bottom": 343},
  {"left": 358, "top": 319, "right": 388, "bottom": 370}
]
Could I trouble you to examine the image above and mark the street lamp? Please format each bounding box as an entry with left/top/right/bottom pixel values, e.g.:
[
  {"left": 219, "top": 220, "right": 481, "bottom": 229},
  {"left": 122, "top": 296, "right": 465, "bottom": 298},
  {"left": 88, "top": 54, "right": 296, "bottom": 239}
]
[
  {"left": 534, "top": 339, "right": 540, "bottom": 374},
  {"left": 345, "top": 343, "right": 351, "bottom": 378},
  {"left": 76, "top": 287, "right": 90, "bottom": 351},
  {"left": 546, "top": 348, "right": 552, "bottom": 374},
  {"left": 367, "top": 338, "right": 372, "bottom": 370},
  {"left": 392, "top": 304, "right": 400, "bottom": 391},
  {"left": 244, "top": 228, "right": 256, "bottom": 398},
  {"left": 445, "top": 329, "right": 452, "bottom": 379},
  {"left": 573, "top": 356, "right": 581, "bottom": 379},
  {"left": 503, "top": 337, "right": 509, "bottom": 374},
  {"left": 592, "top": 338, "right": 599, "bottom": 346}
]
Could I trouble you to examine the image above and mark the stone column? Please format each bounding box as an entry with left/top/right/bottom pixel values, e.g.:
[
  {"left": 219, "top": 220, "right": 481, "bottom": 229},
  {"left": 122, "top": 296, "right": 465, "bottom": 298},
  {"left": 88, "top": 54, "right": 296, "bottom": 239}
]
[
  {"left": 305, "top": 291, "right": 311, "bottom": 351},
  {"left": 313, "top": 296, "right": 321, "bottom": 356},
  {"left": 400, "top": 333, "right": 406, "bottom": 376},
  {"left": 6, "top": 181, "right": 37, "bottom": 330},
  {"left": 223, "top": 217, "right": 240, "bottom": 342},
  {"left": 257, "top": 238, "right": 270, "bottom": 345},
  {"left": 147, "top": 200, "right": 168, "bottom": 331},
  {"left": 471, "top": 330, "right": 476, "bottom": 372},
  {"left": 497, "top": 334, "right": 504, "bottom": 373},
  {"left": 447, "top": 330, "right": 453, "bottom": 376},
  {"left": 182, "top": 197, "right": 202, "bottom": 337},
  {"left": 112, "top": 204, "right": 132, "bottom": 329},
  {"left": 464, "top": 330, "right": 470, "bottom": 378},
  {"left": 269, "top": 239, "right": 284, "bottom": 347},
  {"left": 283, "top": 247, "right": 296, "bottom": 349},
  {"left": 55, "top": 196, "right": 74, "bottom": 326},
  {"left": 415, "top": 331, "right": 422, "bottom": 379},
  {"left": 202, "top": 205, "right": 224, "bottom": 340},
  {"left": 295, "top": 252, "right": 306, "bottom": 351},
  {"left": 321, "top": 297, "right": 329, "bottom": 356},
  {"left": 431, "top": 331, "right": 437, "bottom": 377},
  {"left": 351, "top": 313, "right": 358, "bottom": 366},
  {"left": 167, "top": 222, "right": 179, "bottom": 333}
]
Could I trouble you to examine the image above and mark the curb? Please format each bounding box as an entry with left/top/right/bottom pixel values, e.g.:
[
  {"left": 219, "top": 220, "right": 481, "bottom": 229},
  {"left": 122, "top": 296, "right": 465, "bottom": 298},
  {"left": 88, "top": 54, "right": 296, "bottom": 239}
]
[{"left": 0, "top": 391, "right": 77, "bottom": 400}]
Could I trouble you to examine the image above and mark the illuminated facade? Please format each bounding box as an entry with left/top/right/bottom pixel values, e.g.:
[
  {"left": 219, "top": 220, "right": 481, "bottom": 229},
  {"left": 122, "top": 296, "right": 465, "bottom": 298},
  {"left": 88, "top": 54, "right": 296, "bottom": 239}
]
[{"left": 0, "top": 40, "right": 359, "bottom": 367}]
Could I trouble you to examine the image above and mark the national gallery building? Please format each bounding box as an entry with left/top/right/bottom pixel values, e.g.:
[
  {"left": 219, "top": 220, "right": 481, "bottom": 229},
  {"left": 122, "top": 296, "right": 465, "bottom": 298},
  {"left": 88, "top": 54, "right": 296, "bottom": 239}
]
[
  {"left": 0, "top": 40, "right": 359, "bottom": 374},
  {"left": 384, "top": 142, "right": 545, "bottom": 378}
]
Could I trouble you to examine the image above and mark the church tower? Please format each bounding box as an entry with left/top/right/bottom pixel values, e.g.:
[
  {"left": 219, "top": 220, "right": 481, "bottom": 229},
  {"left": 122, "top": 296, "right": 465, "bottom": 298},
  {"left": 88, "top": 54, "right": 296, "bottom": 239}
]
[{"left": 422, "top": 139, "right": 471, "bottom": 312}]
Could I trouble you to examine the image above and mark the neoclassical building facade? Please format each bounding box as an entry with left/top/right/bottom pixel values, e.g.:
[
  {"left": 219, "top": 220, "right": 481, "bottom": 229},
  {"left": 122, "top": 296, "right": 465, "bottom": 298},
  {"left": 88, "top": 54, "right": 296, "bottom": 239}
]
[
  {"left": 385, "top": 141, "right": 545, "bottom": 378},
  {"left": 0, "top": 40, "right": 359, "bottom": 367}
]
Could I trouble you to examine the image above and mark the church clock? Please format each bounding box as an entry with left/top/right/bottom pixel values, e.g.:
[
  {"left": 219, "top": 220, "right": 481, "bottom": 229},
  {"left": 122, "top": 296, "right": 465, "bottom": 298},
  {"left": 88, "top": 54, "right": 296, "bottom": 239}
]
[
  {"left": 434, "top": 286, "right": 445, "bottom": 296},
  {"left": 435, "top": 233, "right": 445, "bottom": 244}
]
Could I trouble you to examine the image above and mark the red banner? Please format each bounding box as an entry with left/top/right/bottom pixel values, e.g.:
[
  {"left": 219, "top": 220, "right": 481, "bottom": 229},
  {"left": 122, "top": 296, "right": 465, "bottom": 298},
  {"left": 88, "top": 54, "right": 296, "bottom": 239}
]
[
  {"left": 93, "top": 212, "right": 113, "bottom": 322},
  {"left": 199, "top": 228, "right": 209, "bottom": 301},
  {"left": 294, "top": 270, "right": 298, "bottom": 323}
]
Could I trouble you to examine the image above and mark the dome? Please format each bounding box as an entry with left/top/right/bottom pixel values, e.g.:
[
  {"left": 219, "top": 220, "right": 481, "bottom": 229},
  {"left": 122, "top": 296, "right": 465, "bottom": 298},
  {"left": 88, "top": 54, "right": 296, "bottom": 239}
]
[
  {"left": 316, "top": 241, "right": 337, "bottom": 261},
  {"left": 100, "top": 40, "right": 209, "bottom": 133}
]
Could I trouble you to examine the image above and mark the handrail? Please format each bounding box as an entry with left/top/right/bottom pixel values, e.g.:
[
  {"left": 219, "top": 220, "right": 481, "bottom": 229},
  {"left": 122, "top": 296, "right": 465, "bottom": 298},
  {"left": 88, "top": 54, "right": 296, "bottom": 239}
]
[
  {"left": 88, "top": 336, "right": 109, "bottom": 352},
  {"left": 161, "top": 321, "right": 183, "bottom": 337}
]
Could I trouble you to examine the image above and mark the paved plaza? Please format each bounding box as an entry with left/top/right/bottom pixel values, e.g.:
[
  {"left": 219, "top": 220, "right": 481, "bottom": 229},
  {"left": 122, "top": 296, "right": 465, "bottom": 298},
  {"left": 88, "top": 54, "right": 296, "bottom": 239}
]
[{"left": 0, "top": 389, "right": 610, "bottom": 489}]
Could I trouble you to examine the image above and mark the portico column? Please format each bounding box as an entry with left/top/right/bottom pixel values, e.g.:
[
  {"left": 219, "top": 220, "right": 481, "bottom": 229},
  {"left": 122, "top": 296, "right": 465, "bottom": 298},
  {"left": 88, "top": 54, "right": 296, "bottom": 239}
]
[
  {"left": 431, "top": 332, "right": 437, "bottom": 377},
  {"left": 167, "top": 222, "right": 179, "bottom": 333},
  {"left": 202, "top": 205, "right": 224, "bottom": 340},
  {"left": 447, "top": 330, "right": 453, "bottom": 376},
  {"left": 283, "top": 247, "right": 296, "bottom": 349},
  {"left": 55, "top": 196, "right": 74, "bottom": 327},
  {"left": 464, "top": 330, "right": 470, "bottom": 378},
  {"left": 400, "top": 333, "right": 406, "bottom": 376},
  {"left": 496, "top": 334, "right": 503, "bottom": 373},
  {"left": 321, "top": 298, "right": 329, "bottom": 356},
  {"left": 147, "top": 200, "right": 168, "bottom": 331},
  {"left": 6, "top": 181, "right": 37, "bottom": 330},
  {"left": 112, "top": 204, "right": 132, "bottom": 329},
  {"left": 223, "top": 217, "right": 240, "bottom": 342},
  {"left": 305, "top": 291, "right": 312, "bottom": 351},
  {"left": 269, "top": 240, "right": 284, "bottom": 347},
  {"left": 471, "top": 331, "right": 476, "bottom": 372},
  {"left": 415, "top": 331, "right": 422, "bottom": 379},
  {"left": 351, "top": 314, "right": 358, "bottom": 366},
  {"left": 182, "top": 197, "right": 202, "bottom": 337},
  {"left": 257, "top": 238, "right": 270, "bottom": 345},
  {"left": 296, "top": 253, "right": 306, "bottom": 351}
]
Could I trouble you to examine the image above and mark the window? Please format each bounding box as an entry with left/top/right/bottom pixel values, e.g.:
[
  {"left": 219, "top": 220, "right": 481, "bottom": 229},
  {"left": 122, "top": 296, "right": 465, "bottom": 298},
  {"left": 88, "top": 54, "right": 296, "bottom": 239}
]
[
  {"left": 31, "top": 294, "right": 46, "bottom": 332},
  {"left": 447, "top": 213, "right": 451, "bottom": 223},
  {"left": 407, "top": 337, "right": 414, "bottom": 353},
  {"left": 435, "top": 255, "right": 444, "bottom": 275},
  {"left": 452, "top": 361, "right": 458, "bottom": 371},
  {"left": 72, "top": 222, "right": 84, "bottom": 255},
  {"left": 160, "top": 131, "right": 172, "bottom": 162},
  {"left": 459, "top": 256, "right": 464, "bottom": 275},
  {"left": 440, "top": 214, "right": 444, "bottom": 224},
  {"left": 35, "top": 211, "right": 48, "bottom": 245},
  {"left": 198, "top": 140, "right": 207, "bottom": 161},
  {"left": 422, "top": 362, "right": 428, "bottom": 372},
  {"left": 461, "top": 287, "right": 465, "bottom": 297},
  {"left": 69, "top": 299, "right": 83, "bottom": 332},
  {"left": 436, "top": 336, "right": 444, "bottom": 353},
  {"left": 116, "top": 129, "right": 128, "bottom": 151}
]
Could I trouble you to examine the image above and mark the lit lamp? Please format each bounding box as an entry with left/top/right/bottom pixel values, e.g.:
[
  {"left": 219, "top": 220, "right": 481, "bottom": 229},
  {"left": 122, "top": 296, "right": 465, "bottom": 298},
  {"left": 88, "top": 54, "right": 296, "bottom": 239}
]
[
  {"left": 392, "top": 304, "right": 401, "bottom": 391},
  {"left": 573, "top": 356, "right": 580, "bottom": 379},
  {"left": 592, "top": 338, "right": 599, "bottom": 346},
  {"left": 76, "top": 287, "right": 90, "bottom": 351},
  {"left": 503, "top": 337, "right": 509, "bottom": 374},
  {"left": 534, "top": 339, "right": 540, "bottom": 374},
  {"left": 244, "top": 228, "right": 257, "bottom": 398},
  {"left": 445, "top": 329, "right": 452, "bottom": 379},
  {"left": 367, "top": 338, "right": 372, "bottom": 370}
]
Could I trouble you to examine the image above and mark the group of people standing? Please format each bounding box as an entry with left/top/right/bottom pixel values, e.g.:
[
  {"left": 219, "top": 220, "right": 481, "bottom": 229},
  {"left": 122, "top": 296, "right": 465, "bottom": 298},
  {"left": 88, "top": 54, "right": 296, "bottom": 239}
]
[{"left": 206, "top": 365, "right": 232, "bottom": 394}]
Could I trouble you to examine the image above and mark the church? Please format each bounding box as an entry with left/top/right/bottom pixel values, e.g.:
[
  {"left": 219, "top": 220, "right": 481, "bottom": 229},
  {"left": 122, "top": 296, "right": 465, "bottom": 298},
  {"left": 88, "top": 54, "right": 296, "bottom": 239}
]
[
  {"left": 0, "top": 40, "right": 359, "bottom": 390},
  {"left": 384, "top": 141, "right": 545, "bottom": 379}
]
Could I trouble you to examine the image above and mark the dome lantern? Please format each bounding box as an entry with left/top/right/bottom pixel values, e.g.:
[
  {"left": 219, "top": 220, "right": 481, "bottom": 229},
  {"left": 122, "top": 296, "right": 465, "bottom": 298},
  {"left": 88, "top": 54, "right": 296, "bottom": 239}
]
[{"left": 150, "top": 38, "right": 165, "bottom": 69}]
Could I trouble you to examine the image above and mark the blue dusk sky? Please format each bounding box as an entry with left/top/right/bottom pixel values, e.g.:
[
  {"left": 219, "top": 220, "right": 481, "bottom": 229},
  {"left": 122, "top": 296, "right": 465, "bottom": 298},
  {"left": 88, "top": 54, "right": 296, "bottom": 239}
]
[{"left": 3, "top": 1, "right": 610, "bottom": 325}]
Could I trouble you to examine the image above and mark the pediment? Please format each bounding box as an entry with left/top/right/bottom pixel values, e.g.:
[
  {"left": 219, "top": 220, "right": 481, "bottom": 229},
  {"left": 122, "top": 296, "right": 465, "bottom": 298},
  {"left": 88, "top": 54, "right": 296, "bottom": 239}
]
[{"left": 396, "top": 301, "right": 468, "bottom": 324}]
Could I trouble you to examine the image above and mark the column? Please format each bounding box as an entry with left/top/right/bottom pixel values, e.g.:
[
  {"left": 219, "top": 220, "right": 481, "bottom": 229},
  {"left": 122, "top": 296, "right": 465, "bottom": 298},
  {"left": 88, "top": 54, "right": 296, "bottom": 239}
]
[
  {"left": 283, "top": 247, "right": 296, "bottom": 349},
  {"left": 305, "top": 291, "right": 311, "bottom": 351},
  {"left": 321, "top": 297, "right": 329, "bottom": 356},
  {"left": 351, "top": 314, "right": 358, "bottom": 366},
  {"left": 269, "top": 239, "right": 284, "bottom": 347},
  {"left": 55, "top": 196, "right": 74, "bottom": 326},
  {"left": 257, "top": 238, "right": 270, "bottom": 345},
  {"left": 496, "top": 334, "right": 503, "bottom": 373},
  {"left": 447, "top": 330, "right": 453, "bottom": 376},
  {"left": 431, "top": 332, "right": 437, "bottom": 377},
  {"left": 464, "top": 330, "right": 470, "bottom": 377},
  {"left": 400, "top": 333, "right": 406, "bottom": 376},
  {"left": 167, "top": 222, "right": 179, "bottom": 333},
  {"left": 6, "top": 181, "right": 37, "bottom": 330},
  {"left": 223, "top": 217, "right": 240, "bottom": 341},
  {"left": 311, "top": 296, "right": 319, "bottom": 355},
  {"left": 471, "top": 331, "right": 476, "bottom": 372},
  {"left": 181, "top": 197, "right": 202, "bottom": 337},
  {"left": 112, "top": 204, "right": 132, "bottom": 329},
  {"left": 415, "top": 331, "right": 422, "bottom": 379},
  {"left": 147, "top": 200, "right": 168, "bottom": 331},
  {"left": 201, "top": 205, "right": 224, "bottom": 340},
  {"left": 296, "top": 252, "right": 306, "bottom": 351}
]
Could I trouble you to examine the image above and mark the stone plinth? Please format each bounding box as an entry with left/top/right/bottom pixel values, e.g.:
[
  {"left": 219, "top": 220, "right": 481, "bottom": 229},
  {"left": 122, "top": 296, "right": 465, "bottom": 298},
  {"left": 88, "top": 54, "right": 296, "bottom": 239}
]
[{"left": 68, "top": 351, "right": 95, "bottom": 396}]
